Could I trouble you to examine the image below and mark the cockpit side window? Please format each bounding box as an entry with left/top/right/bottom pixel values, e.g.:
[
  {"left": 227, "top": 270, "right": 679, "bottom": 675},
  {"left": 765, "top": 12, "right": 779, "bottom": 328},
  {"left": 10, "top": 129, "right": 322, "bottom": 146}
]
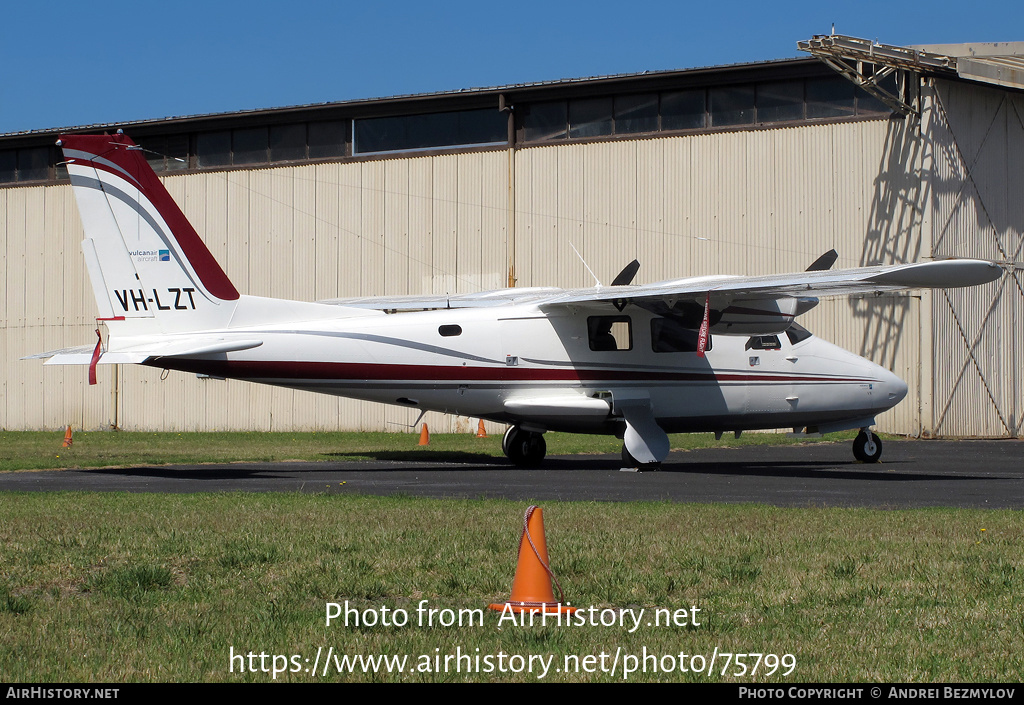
[
  {"left": 785, "top": 322, "right": 813, "bottom": 345},
  {"left": 588, "top": 316, "right": 632, "bottom": 351}
]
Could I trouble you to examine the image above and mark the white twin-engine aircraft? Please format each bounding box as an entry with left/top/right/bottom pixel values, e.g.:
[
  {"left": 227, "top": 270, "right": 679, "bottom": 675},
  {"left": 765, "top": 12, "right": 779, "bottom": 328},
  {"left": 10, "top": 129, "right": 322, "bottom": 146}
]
[{"left": 33, "top": 132, "right": 1001, "bottom": 467}]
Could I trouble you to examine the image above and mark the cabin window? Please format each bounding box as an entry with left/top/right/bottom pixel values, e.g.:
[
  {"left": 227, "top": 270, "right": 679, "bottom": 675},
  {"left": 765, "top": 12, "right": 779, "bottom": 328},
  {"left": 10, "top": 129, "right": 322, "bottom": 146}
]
[
  {"left": 651, "top": 317, "right": 711, "bottom": 353},
  {"left": 746, "top": 335, "right": 782, "bottom": 350},
  {"left": 438, "top": 325, "right": 462, "bottom": 337},
  {"left": 588, "top": 316, "right": 632, "bottom": 351}
]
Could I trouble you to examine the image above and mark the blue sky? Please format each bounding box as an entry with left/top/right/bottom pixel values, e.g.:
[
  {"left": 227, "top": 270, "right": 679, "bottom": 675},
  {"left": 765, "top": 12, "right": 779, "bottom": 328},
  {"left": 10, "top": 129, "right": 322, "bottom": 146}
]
[{"left": 3, "top": 0, "right": 1022, "bottom": 134}]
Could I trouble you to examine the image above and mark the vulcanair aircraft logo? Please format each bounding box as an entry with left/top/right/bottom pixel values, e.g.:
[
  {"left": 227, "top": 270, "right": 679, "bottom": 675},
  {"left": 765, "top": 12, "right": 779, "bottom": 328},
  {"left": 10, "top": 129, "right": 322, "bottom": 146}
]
[{"left": 127, "top": 249, "right": 172, "bottom": 262}]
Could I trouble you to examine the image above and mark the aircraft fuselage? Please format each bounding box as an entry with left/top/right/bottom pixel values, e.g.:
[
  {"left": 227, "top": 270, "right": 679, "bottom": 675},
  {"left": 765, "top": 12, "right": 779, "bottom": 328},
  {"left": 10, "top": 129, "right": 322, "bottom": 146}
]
[{"left": 145, "top": 302, "right": 907, "bottom": 436}]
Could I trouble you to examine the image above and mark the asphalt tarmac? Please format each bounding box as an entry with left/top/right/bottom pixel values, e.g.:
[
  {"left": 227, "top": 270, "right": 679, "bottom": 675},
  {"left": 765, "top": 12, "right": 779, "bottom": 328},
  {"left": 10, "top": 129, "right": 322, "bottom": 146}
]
[{"left": 2, "top": 439, "right": 1022, "bottom": 508}]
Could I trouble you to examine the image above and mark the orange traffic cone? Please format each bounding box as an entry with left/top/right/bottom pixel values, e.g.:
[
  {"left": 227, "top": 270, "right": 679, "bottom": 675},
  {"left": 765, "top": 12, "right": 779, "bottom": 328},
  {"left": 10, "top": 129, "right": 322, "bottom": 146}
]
[
  {"left": 62, "top": 426, "right": 73, "bottom": 448},
  {"left": 488, "top": 506, "right": 576, "bottom": 614},
  {"left": 476, "top": 419, "right": 487, "bottom": 438},
  {"left": 418, "top": 424, "right": 430, "bottom": 446}
]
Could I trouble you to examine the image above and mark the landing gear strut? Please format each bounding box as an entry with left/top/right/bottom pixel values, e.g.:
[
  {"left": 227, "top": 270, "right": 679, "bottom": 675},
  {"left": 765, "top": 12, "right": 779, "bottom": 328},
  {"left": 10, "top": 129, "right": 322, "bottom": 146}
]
[
  {"left": 502, "top": 426, "right": 546, "bottom": 467},
  {"left": 852, "top": 428, "right": 882, "bottom": 463}
]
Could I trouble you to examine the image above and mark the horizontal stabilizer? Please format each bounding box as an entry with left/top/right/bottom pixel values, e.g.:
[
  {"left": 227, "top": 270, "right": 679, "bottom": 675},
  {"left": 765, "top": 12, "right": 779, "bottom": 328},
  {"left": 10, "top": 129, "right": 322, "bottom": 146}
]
[{"left": 31, "top": 338, "right": 263, "bottom": 365}]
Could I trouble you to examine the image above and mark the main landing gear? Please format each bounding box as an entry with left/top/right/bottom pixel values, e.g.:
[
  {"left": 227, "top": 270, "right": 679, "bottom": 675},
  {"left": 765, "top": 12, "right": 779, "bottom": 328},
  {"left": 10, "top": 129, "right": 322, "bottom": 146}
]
[
  {"left": 502, "top": 426, "right": 547, "bottom": 467},
  {"left": 852, "top": 428, "right": 882, "bottom": 463}
]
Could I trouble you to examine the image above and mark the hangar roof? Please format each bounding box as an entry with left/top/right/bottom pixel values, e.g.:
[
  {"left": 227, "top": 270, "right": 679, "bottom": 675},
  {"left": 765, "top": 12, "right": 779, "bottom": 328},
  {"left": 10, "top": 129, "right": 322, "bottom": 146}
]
[{"left": 0, "top": 56, "right": 832, "bottom": 144}]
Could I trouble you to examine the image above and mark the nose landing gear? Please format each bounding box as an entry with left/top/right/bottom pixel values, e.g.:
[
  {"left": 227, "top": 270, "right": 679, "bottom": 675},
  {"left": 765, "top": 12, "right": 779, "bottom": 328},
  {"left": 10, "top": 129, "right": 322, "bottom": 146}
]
[{"left": 853, "top": 428, "right": 882, "bottom": 463}]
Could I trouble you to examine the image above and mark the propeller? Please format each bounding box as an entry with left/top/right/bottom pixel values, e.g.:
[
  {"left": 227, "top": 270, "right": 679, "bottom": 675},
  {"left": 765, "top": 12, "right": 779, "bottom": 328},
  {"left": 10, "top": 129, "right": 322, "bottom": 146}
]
[
  {"left": 805, "top": 249, "right": 838, "bottom": 271},
  {"left": 611, "top": 259, "right": 640, "bottom": 286}
]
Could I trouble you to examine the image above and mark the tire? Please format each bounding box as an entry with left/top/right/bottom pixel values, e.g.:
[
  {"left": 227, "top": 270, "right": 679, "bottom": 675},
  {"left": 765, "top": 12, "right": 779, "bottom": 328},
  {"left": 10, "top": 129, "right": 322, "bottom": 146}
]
[
  {"left": 852, "top": 430, "right": 882, "bottom": 463},
  {"left": 503, "top": 427, "right": 546, "bottom": 467},
  {"left": 501, "top": 426, "right": 518, "bottom": 458}
]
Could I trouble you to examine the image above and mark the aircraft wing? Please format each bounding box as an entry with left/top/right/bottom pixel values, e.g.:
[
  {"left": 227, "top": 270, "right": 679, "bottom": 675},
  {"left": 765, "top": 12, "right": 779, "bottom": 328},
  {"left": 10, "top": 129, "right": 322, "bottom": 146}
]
[
  {"left": 318, "top": 259, "right": 1001, "bottom": 312},
  {"left": 538, "top": 259, "right": 1002, "bottom": 308},
  {"left": 318, "top": 287, "right": 563, "bottom": 310}
]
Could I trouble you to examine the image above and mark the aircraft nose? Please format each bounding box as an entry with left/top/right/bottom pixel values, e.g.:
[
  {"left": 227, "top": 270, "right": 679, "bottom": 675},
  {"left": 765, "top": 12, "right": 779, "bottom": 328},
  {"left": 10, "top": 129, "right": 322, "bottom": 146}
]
[{"left": 884, "top": 369, "right": 909, "bottom": 406}]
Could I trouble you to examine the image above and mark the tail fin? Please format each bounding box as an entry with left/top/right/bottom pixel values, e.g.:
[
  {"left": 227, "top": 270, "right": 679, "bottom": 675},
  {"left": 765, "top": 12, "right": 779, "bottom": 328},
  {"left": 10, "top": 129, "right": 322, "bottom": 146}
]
[{"left": 60, "top": 132, "right": 239, "bottom": 333}]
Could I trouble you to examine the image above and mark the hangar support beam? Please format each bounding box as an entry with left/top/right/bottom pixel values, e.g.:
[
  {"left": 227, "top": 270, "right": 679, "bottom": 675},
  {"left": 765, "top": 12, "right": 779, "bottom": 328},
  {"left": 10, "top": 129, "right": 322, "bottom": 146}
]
[{"left": 798, "top": 34, "right": 959, "bottom": 116}]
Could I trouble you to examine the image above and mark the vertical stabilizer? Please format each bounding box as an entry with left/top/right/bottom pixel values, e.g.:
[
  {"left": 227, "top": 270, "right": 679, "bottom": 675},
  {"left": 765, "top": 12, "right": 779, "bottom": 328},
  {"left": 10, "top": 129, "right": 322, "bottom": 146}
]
[{"left": 60, "top": 132, "right": 239, "bottom": 333}]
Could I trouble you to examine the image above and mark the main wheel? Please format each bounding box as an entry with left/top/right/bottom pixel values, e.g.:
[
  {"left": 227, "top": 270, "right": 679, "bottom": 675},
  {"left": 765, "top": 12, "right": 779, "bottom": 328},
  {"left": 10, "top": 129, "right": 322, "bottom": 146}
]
[
  {"left": 852, "top": 430, "right": 882, "bottom": 463},
  {"left": 502, "top": 427, "right": 546, "bottom": 467},
  {"left": 621, "top": 444, "right": 660, "bottom": 469}
]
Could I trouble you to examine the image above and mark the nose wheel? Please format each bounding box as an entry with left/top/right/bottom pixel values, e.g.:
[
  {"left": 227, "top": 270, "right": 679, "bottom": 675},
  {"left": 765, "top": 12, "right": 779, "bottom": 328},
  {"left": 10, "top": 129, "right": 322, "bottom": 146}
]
[
  {"left": 852, "top": 429, "right": 882, "bottom": 463},
  {"left": 502, "top": 426, "right": 547, "bottom": 467}
]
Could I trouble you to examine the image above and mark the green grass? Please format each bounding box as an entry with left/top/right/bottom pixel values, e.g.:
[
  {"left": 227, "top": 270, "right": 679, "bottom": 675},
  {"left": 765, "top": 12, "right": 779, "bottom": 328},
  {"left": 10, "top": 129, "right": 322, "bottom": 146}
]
[
  {"left": 0, "top": 429, "right": 863, "bottom": 472},
  {"left": 0, "top": 493, "right": 1020, "bottom": 682}
]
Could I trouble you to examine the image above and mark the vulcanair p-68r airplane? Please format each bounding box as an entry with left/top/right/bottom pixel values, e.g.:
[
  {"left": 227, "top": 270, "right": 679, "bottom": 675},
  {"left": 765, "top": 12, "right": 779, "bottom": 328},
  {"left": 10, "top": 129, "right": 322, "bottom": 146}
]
[{"left": 30, "top": 132, "right": 1002, "bottom": 467}]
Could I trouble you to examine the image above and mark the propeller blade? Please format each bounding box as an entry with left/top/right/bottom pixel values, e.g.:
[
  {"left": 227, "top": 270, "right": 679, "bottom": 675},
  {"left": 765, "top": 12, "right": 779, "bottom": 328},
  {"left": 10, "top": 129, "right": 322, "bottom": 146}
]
[
  {"left": 805, "top": 249, "right": 838, "bottom": 271},
  {"left": 611, "top": 259, "right": 640, "bottom": 286}
]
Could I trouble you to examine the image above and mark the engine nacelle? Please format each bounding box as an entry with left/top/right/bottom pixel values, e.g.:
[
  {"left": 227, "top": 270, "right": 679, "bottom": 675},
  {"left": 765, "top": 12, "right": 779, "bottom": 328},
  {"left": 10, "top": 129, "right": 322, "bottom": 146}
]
[{"left": 710, "top": 297, "right": 817, "bottom": 336}]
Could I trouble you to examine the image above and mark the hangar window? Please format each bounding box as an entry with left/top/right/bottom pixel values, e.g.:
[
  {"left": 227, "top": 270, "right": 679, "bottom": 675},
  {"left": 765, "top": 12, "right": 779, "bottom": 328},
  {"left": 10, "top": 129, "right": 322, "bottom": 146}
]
[
  {"left": 661, "top": 89, "right": 706, "bottom": 131},
  {"left": 0, "top": 150, "right": 17, "bottom": 184},
  {"left": 710, "top": 85, "right": 756, "bottom": 126},
  {"left": 588, "top": 316, "right": 632, "bottom": 351},
  {"left": 16, "top": 147, "right": 50, "bottom": 182},
  {"left": 194, "top": 122, "right": 351, "bottom": 169},
  {"left": 614, "top": 94, "right": 659, "bottom": 134},
  {"left": 141, "top": 135, "right": 190, "bottom": 173},
  {"left": 308, "top": 121, "right": 348, "bottom": 159},
  {"left": 757, "top": 81, "right": 804, "bottom": 123},
  {"left": 233, "top": 127, "right": 269, "bottom": 165},
  {"left": 569, "top": 98, "right": 614, "bottom": 138},
  {"left": 806, "top": 78, "right": 855, "bottom": 118},
  {"left": 196, "top": 131, "right": 232, "bottom": 167},
  {"left": 354, "top": 108, "right": 506, "bottom": 154},
  {"left": 517, "top": 74, "right": 894, "bottom": 147},
  {"left": 523, "top": 101, "right": 568, "bottom": 142},
  {"left": 270, "top": 124, "right": 307, "bottom": 162},
  {"left": 0, "top": 146, "right": 65, "bottom": 184},
  {"left": 651, "top": 317, "right": 712, "bottom": 353}
]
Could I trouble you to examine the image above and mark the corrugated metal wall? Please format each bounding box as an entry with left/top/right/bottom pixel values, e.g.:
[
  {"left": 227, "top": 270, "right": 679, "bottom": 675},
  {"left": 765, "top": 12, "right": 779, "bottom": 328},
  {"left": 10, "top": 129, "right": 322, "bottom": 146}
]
[
  {"left": 6, "top": 102, "right": 1016, "bottom": 435},
  {"left": 925, "top": 79, "right": 1024, "bottom": 437}
]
